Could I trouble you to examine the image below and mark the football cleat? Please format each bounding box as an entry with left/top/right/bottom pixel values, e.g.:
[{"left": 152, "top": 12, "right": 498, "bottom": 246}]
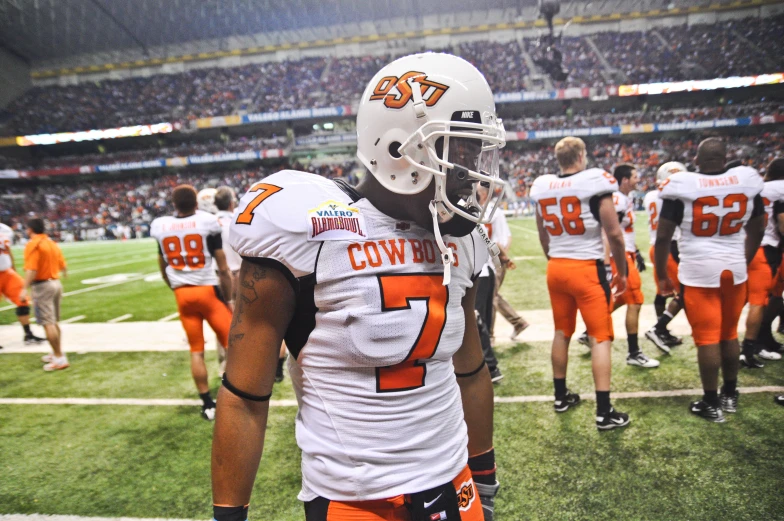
[
  {"left": 489, "top": 367, "right": 504, "bottom": 384},
  {"left": 720, "top": 390, "right": 739, "bottom": 413},
  {"left": 627, "top": 351, "right": 660, "bottom": 368},
  {"left": 596, "top": 408, "right": 630, "bottom": 430},
  {"left": 201, "top": 405, "right": 216, "bottom": 421},
  {"left": 740, "top": 353, "right": 764, "bottom": 369},
  {"left": 41, "top": 353, "right": 54, "bottom": 364},
  {"left": 661, "top": 330, "right": 683, "bottom": 347},
  {"left": 475, "top": 480, "right": 500, "bottom": 521},
  {"left": 775, "top": 395, "right": 784, "bottom": 406},
  {"left": 42, "top": 358, "right": 69, "bottom": 372},
  {"left": 554, "top": 390, "right": 581, "bottom": 413},
  {"left": 510, "top": 322, "right": 529, "bottom": 341},
  {"left": 577, "top": 331, "right": 590, "bottom": 348},
  {"left": 757, "top": 349, "right": 782, "bottom": 361},
  {"left": 689, "top": 400, "right": 726, "bottom": 423},
  {"left": 24, "top": 334, "right": 46, "bottom": 344},
  {"left": 645, "top": 328, "right": 671, "bottom": 354}
]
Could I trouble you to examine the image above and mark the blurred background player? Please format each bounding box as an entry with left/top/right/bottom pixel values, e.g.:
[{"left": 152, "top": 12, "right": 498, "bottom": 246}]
[
  {"left": 530, "top": 137, "right": 631, "bottom": 430},
  {"left": 656, "top": 138, "right": 765, "bottom": 423},
  {"left": 644, "top": 162, "right": 687, "bottom": 353},
  {"left": 609, "top": 163, "right": 659, "bottom": 368},
  {"left": 23, "top": 217, "right": 68, "bottom": 371},
  {"left": 152, "top": 185, "right": 234, "bottom": 421},
  {"left": 0, "top": 221, "right": 45, "bottom": 345},
  {"left": 740, "top": 158, "right": 784, "bottom": 368}
]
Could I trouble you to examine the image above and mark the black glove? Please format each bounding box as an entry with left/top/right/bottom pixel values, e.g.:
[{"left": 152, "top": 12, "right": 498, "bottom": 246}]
[{"left": 635, "top": 249, "right": 646, "bottom": 272}]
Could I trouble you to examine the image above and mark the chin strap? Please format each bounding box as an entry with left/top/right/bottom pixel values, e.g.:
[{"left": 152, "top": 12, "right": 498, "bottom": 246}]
[
  {"left": 429, "top": 201, "right": 455, "bottom": 286},
  {"left": 474, "top": 222, "right": 502, "bottom": 270}
]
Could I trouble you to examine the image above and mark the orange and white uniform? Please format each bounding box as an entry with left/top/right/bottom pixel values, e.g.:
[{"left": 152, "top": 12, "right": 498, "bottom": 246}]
[
  {"left": 530, "top": 168, "right": 619, "bottom": 342},
  {"left": 747, "top": 180, "right": 784, "bottom": 305},
  {"left": 659, "top": 166, "right": 764, "bottom": 345},
  {"left": 150, "top": 211, "right": 232, "bottom": 353},
  {"left": 216, "top": 210, "right": 242, "bottom": 273},
  {"left": 643, "top": 188, "right": 681, "bottom": 296},
  {"left": 611, "top": 191, "right": 644, "bottom": 306},
  {"left": 231, "top": 170, "right": 486, "bottom": 514},
  {"left": 0, "top": 223, "right": 28, "bottom": 308}
]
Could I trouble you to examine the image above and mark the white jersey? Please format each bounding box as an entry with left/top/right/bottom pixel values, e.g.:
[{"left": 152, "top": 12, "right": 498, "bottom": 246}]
[
  {"left": 760, "top": 180, "right": 784, "bottom": 248},
  {"left": 216, "top": 210, "right": 242, "bottom": 272},
  {"left": 612, "top": 191, "right": 636, "bottom": 253},
  {"left": 659, "top": 166, "right": 764, "bottom": 287},
  {"left": 0, "top": 223, "right": 14, "bottom": 272},
  {"left": 644, "top": 189, "right": 682, "bottom": 246},
  {"left": 480, "top": 202, "right": 512, "bottom": 276},
  {"left": 150, "top": 210, "right": 222, "bottom": 289},
  {"left": 529, "top": 168, "right": 619, "bottom": 260},
  {"left": 231, "top": 170, "right": 487, "bottom": 502}
]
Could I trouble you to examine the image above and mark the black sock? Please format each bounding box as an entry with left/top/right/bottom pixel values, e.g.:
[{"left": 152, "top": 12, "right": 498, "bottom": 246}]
[
  {"left": 199, "top": 392, "right": 215, "bottom": 408},
  {"left": 596, "top": 391, "right": 611, "bottom": 414},
  {"left": 554, "top": 378, "right": 567, "bottom": 399},
  {"left": 276, "top": 357, "right": 285, "bottom": 372},
  {"left": 23, "top": 324, "right": 31, "bottom": 335},
  {"left": 722, "top": 380, "right": 737, "bottom": 396},
  {"left": 468, "top": 448, "right": 496, "bottom": 485},
  {"left": 703, "top": 390, "right": 719, "bottom": 407},
  {"left": 656, "top": 311, "right": 674, "bottom": 331},
  {"left": 742, "top": 338, "right": 756, "bottom": 355},
  {"left": 628, "top": 334, "right": 639, "bottom": 355}
]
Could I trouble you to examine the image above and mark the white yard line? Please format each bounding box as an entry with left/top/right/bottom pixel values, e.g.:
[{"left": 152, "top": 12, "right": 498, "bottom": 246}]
[
  {"left": 507, "top": 223, "right": 538, "bottom": 235},
  {"left": 1, "top": 387, "right": 782, "bottom": 408},
  {"left": 107, "top": 314, "right": 133, "bottom": 323},
  {"left": 60, "top": 315, "right": 86, "bottom": 324},
  {"left": 68, "top": 257, "right": 154, "bottom": 274},
  {"left": 158, "top": 312, "right": 180, "bottom": 322}
]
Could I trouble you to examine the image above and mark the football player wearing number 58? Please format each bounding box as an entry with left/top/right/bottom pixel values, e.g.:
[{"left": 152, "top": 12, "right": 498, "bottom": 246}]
[
  {"left": 656, "top": 138, "right": 765, "bottom": 423},
  {"left": 529, "top": 137, "right": 631, "bottom": 430},
  {"left": 150, "top": 185, "right": 234, "bottom": 421},
  {"left": 213, "top": 53, "right": 505, "bottom": 521}
]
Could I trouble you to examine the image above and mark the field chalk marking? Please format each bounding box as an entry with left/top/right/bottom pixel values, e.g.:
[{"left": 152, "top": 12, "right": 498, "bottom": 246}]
[
  {"left": 158, "top": 312, "right": 180, "bottom": 322},
  {"left": 61, "top": 315, "right": 86, "bottom": 324},
  {"left": 107, "top": 314, "right": 133, "bottom": 323}
]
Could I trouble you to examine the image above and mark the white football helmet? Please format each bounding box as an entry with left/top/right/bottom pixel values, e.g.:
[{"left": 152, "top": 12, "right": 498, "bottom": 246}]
[
  {"left": 356, "top": 52, "right": 506, "bottom": 283},
  {"left": 197, "top": 188, "right": 218, "bottom": 214},
  {"left": 656, "top": 161, "right": 687, "bottom": 183}
]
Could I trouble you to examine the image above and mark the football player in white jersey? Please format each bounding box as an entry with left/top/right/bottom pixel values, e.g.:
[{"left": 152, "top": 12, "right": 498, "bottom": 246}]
[
  {"left": 0, "top": 222, "right": 46, "bottom": 345},
  {"left": 151, "top": 185, "right": 234, "bottom": 421},
  {"left": 530, "top": 137, "right": 631, "bottom": 430},
  {"left": 740, "top": 158, "right": 784, "bottom": 367},
  {"left": 609, "top": 164, "right": 659, "bottom": 368},
  {"left": 643, "top": 162, "right": 687, "bottom": 353},
  {"left": 212, "top": 53, "right": 505, "bottom": 521},
  {"left": 655, "top": 138, "right": 765, "bottom": 422}
]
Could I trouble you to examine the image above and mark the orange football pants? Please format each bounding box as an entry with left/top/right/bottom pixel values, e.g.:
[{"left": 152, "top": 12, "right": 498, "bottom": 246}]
[
  {"left": 747, "top": 247, "right": 781, "bottom": 306},
  {"left": 547, "top": 258, "right": 614, "bottom": 343},
  {"left": 304, "top": 465, "right": 482, "bottom": 521},
  {"left": 173, "top": 285, "right": 231, "bottom": 353},
  {"left": 648, "top": 245, "right": 679, "bottom": 296},
  {"left": 0, "top": 269, "right": 29, "bottom": 307},
  {"left": 682, "top": 271, "right": 748, "bottom": 346},
  {"left": 611, "top": 252, "right": 644, "bottom": 306}
]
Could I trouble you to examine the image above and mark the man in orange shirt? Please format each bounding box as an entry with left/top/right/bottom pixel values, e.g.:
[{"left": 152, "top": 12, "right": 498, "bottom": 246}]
[{"left": 23, "top": 217, "right": 68, "bottom": 371}]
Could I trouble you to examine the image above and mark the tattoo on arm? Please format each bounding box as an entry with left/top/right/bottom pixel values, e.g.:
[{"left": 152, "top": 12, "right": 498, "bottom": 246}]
[{"left": 230, "top": 264, "right": 267, "bottom": 333}]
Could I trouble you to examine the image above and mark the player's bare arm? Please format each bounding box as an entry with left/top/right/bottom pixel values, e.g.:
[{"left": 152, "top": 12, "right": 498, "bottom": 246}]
[
  {"left": 212, "top": 249, "right": 233, "bottom": 307},
  {"left": 598, "top": 194, "right": 627, "bottom": 295},
  {"left": 157, "top": 254, "right": 171, "bottom": 289},
  {"left": 654, "top": 217, "right": 678, "bottom": 295},
  {"left": 454, "top": 283, "right": 493, "bottom": 455},
  {"left": 212, "top": 260, "right": 296, "bottom": 509},
  {"left": 535, "top": 212, "right": 550, "bottom": 259},
  {"left": 744, "top": 213, "right": 765, "bottom": 265}
]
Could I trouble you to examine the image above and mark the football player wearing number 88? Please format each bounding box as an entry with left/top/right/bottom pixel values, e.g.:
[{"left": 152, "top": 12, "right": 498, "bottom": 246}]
[
  {"left": 214, "top": 53, "right": 505, "bottom": 521},
  {"left": 655, "top": 138, "right": 765, "bottom": 423},
  {"left": 529, "top": 137, "right": 631, "bottom": 431}
]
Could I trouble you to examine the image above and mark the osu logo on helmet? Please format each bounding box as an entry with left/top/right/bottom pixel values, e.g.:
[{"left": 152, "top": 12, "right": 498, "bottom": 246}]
[
  {"left": 456, "top": 481, "right": 475, "bottom": 511},
  {"left": 369, "top": 71, "right": 449, "bottom": 109}
]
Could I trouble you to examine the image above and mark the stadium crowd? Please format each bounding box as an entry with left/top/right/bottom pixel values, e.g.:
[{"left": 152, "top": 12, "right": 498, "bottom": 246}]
[{"left": 4, "top": 16, "right": 783, "bottom": 136}]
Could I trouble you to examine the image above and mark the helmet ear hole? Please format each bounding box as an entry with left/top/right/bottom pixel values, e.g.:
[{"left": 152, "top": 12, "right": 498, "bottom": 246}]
[{"left": 388, "top": 142, "right": 402, "bottom": 159}]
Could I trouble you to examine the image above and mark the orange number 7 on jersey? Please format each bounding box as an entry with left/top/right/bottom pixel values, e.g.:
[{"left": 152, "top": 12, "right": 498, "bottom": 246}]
[
  {"left": 235, "top": 182, "right": 283, "bottom": 225},
  {"left": 376, "top": 274, "right": 448, "bottom": 393}
]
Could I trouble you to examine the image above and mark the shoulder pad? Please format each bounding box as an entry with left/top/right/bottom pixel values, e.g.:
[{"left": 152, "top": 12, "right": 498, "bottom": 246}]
[
  {"left": 230, "top": 170, "right": 356, "bottom": 278},
  {"left": 529, "top": 174, "right": 556, "bottom": 199},
  {"left": 581, "top": 168, "right": 618, "bottom": 196},
  {"left": 658, "top": 171, "right": 691, "bottom": 200},
  {"left": 763, "top": 180, "right": 784, "bottom": 201},
  {"left": 612, "top": 191, "right": 627, "bottom": 213}
]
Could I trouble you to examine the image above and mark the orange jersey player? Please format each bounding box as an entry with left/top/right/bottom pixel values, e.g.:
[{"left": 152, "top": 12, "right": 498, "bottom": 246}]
[
  {"left": 151, "top": 185, "right": 234, "bottom": 421},
  {"left": 655, "top": 138, "right": 765, "bottom": 423},
  {"left": 530, "top": 136, "right": 631, "bottom": 431}
]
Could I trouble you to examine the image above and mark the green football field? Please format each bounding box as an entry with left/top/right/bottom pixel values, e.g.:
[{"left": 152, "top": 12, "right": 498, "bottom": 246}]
[{"left": 1, "top": 215, "right": 784, "bottom": 520}]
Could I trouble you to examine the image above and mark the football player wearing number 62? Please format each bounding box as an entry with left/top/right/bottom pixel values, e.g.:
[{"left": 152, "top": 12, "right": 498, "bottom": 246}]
[
  {"left": 150, "top": 185, "right": 234, "bottom": 421},
  {"left": 213, "top": 53, "right": 505, "bottom": 521},
  {"left": 655, "top": 138, "right": 765, "bottom": 423},
  {"left": 529, "top": 136, "right": 631, "bottom": 430}
]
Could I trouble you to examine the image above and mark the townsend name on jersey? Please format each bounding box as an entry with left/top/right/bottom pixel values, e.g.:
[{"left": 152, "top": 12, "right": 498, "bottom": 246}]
[{"left": 308, "top": 200, "right": 368, "bottom": 241}]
